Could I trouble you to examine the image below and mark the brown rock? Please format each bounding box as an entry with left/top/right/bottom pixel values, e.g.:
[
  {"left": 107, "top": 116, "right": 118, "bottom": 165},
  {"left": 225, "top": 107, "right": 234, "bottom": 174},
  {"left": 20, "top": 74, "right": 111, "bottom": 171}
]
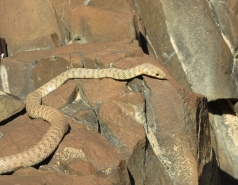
[
  {"left": 48, "top": 119, "right": 131, "bottom": 184},
  {"left": 143, "top": 75, "right": 212, "bottom": 185},
  {"left": 0, "top": 114, "right": 49, "bottom": 158},
  {"left": 71, "top": 5, "right": 135, "bottom": 44},
  {"left": 208, "top": 0, "right": 238, "bottom": 54},
  {"left": 99, "top": 101, "right": 145, "bottom": 158},
  {"left": 42, "top": 81, "right": 78, "bottom": 109},
  {"left": 80, "top": 78, "right": 127, "bottom": 105},
  {"left": 0, "top": 1, "right": 70, "bottom": 55},
  {"left": 52, "top": 0, "right": 132, "bottom": 32},
  {"left": 98, "top": 95, "right": 146, "bottom": 184},
  {"left": 0, "top": 167, "right": 112, "bottom": 185},
  {"left": 32, "top": 56, "right": 71, "bottom": 89},
  {"left": 87, "top": 0, "right": 132, "bottom": 13},
  {"left": 0, "top": 41, "right": 146, "bottom": 101}
]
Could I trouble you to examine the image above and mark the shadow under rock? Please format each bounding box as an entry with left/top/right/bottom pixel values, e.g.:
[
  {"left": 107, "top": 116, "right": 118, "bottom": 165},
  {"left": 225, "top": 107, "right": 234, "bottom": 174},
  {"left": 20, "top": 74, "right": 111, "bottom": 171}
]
[
  {"left": 219, "top": 170, "right": 238, "bottom": 185},
  {"left": 0, "top": 108, "right": 26, "bottom": 126}
]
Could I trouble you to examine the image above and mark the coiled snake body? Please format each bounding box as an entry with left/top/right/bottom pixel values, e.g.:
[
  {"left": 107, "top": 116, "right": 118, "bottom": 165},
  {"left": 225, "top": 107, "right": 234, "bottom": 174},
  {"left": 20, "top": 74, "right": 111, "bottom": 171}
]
[{"left": 0, "top": 63, "right": 166, "bottom": 174}]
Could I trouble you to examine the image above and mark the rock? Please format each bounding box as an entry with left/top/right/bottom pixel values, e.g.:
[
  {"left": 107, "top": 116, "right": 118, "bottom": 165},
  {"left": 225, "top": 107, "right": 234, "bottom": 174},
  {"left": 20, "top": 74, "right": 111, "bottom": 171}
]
[
  {"left": 0, "top": 2, "right": 217, "bottom": 183},
  {"left": 42, "top": 81, "right": 78, "bottom": 110},
  {"left": 47, "top": 119, "right": 131, "bottom": 184},
  {"left": 143, "top": 76, "right": 213, "bottom": 185},
  {"left": 70, "top": 5, "right": 135, "bottom": 43},
  {"left": 208, "top": 0, "right": 238, "bottom": 54},
  {"left": 0, "top": 40, "right": 144, "bottom": 100},
  {"left": 0, "top": 1, "right": 70, "bottom": 55},
  {"left": 0, "top": 112, "right": 130, "bottom": 184},
  {"left": 0, "top": 114, "right": 49, "bottom": 158},
  {"left": 0, "top": 56, "right": 71, "bottom": 100},
  {"left": 0, "top": 41, "right": 215, "bottom": 184},
  {"left": 0, "top": 91, "right": 25, "bottom": 122},
  {"left": 209, "top": 100, "right": 238, "bottom": 182},
  {"left": 134, "top": 0, "right": 237, "bottom": 101},
  {"left": 0, "top": 167, "right": 112, "bottom": 185},
  {"left": 98, "top": 96, "right": 146, "bottom": 184}
]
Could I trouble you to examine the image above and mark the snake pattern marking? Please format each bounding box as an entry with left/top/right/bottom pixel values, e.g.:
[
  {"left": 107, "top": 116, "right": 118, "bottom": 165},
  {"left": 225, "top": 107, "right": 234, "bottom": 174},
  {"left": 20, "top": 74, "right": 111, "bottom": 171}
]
[{"left": 0, "top": 63, "right": 166, "bottom": 174}]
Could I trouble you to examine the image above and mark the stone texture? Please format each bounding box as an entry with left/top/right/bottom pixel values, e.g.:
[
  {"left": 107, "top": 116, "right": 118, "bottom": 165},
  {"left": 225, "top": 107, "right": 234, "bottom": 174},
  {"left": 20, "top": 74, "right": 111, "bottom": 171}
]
[
  {"left": 208, "top": 0, "right": 238, "bottom": 55},
  {"left": 71, "top": 5, "right": 135, "bottom": 43},
  {"left": 42, "top": 81, "right": 78, "bottom": 110},
  {"left": 32, "top": 57, "right": 71, "bottom": 89},
  {"left": 0, "top": 91, "right": 25, "bottom": 122},
  {"left": 80, "top": 78, "right": 127, "bottom": 105},
  {"left": 51, "top": 0, "right": 132, "bottom": 34},
  {"left": 209, "top": 100, "right": 238, "bottom": 182},
  {"left": 143, "top": 75, "right": 213, "bottom": 185},
  {"left": 99, "top": 101, "right": 145, "bottom": 156},
  {"left": 134, "top": 0, "right": 237, "bottom": 101},
  {"left": 0, "top": 41, "right": 144, "bottom": 101},
  {"left": 48, "top": 119, "right": 131, "bottom": 184},
  {"left": 0, "top": 0, "right": 70, "bottom": 56},
  {"left": 0, "top": 41, "right": 215, "bottom": 184},
  {"left": 0, "top": 114, "right": 49, "bottom": 158},
  {"left": 0, "top": 167, "right": 112, "bottom": 185},
  {"left": 0, "top": 55, "right": 72, "bottom": 100},
  {"left": 0, "top": 112, "right": 130, "bottom": 184},
  {"left": 0, "top": 2, "right": 218, "bottom": 184}
]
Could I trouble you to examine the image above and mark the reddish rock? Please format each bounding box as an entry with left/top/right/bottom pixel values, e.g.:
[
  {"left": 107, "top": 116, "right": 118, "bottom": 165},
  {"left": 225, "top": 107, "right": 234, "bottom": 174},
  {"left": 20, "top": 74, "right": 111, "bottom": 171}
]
[
  {"left": 0, "top": 114, "right": 49, "bottom": 158},
  {"left": 99, "top": 101, "right": 145, "bottom": 157},
  {"left": 43, "top": 81, "right": 78, "bottom": 109},
  {"left": 0, "top": 1, "right": 70, "bottom": 55},
  {"left": 32, "top": 57, "right": 71, "bottom": 89},
  {"left": 98, "top": 97, "right": 146, "bottom": 184},
  {"left": 0, "top": 167, "right": 112, "bottom": 185},
  {"left": 0, "top": 41, "right": 146, "bottom": 101},
  {"left": 71, "top": 5, "right": 135, "bottom": 44},
  {"left": 48, "top": 119, "right": 131, "bottom": 184}
]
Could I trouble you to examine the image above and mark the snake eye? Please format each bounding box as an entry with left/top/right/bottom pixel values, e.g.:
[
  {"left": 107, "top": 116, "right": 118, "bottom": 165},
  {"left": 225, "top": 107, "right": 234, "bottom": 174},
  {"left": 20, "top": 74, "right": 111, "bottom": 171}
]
[{"left": 155, "top": 73, "right": 160, "bottom": 76}]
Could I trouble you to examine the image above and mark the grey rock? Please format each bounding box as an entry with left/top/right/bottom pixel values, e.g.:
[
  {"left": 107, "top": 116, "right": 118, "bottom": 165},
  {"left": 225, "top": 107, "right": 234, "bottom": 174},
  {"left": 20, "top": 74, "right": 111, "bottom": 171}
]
[
  {"left": 135, "top": 0, "right": 237, "bottom": 101},
  {"left": 0, "top": 91, "right": 25, "bottom": 122}
]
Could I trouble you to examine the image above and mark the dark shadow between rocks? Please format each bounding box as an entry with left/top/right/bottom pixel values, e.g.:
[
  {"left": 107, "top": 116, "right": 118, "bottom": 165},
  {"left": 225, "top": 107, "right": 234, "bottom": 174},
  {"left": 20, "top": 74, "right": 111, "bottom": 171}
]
[
  {"left": 199, "top": 149, "right": 220, "bottom": 185},
  {"left": 219, "top": 169, "right": 238, "bottom": 185},
  {"left": 139, "top": 32, "right": 149, "bottom": 55},
  {"left": 208, "top": 99, "right": 235, "bottom": 116},
  {"left": 0, "top": 108, "right": 26, "bottom": 126},
  {"left": 127, "top": 167, "right": 135, "bottom": 185}
]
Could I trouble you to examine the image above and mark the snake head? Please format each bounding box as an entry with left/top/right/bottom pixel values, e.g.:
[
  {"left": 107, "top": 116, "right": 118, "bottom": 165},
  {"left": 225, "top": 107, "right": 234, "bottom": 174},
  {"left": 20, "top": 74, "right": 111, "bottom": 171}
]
[{"left": 142, "top": 63, "right": 166, "bottom": 79}]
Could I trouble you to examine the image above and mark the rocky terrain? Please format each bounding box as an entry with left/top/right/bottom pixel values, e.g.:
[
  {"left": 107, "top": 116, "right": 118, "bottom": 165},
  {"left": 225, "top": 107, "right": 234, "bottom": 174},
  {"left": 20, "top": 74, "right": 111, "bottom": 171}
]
[{"left": 0, "top": 0, "right": 237, "bottom": 185}]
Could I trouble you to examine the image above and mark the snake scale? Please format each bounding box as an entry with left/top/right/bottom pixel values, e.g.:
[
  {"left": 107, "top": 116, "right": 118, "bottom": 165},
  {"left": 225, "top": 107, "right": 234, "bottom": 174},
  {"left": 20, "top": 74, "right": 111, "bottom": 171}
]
[{"left": 0, "top": 63, "right": 166, "bottom": 174}]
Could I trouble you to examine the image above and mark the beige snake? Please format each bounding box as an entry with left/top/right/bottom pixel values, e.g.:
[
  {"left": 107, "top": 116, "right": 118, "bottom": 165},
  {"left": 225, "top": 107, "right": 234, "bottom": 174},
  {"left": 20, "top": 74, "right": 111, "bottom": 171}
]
[{"left": 0, "top": 63, "right": 166, "bottom": 174}]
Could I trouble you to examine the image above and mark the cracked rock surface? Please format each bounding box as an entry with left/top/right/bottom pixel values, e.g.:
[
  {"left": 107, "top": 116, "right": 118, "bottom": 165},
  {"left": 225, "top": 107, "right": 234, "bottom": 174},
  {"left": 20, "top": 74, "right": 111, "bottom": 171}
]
[{"left": 0, "top": 0, "right": 231, "bottom": 184}]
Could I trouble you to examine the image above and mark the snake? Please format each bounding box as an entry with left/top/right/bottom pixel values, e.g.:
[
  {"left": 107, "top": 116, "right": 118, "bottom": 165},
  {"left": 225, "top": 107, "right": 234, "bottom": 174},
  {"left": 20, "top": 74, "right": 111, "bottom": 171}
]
[{"left": 0, "top": 63, "right": 166, "bottom": 174}]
